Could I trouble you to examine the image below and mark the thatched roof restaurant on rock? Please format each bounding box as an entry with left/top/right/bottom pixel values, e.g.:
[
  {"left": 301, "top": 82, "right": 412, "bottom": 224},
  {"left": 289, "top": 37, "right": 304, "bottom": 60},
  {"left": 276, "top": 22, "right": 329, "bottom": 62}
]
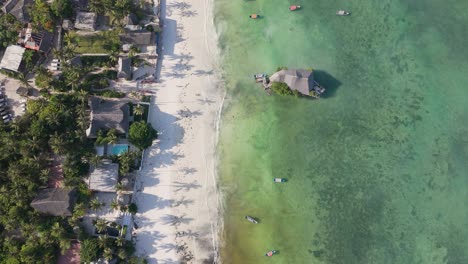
[{"left": 269, "top": 68, "right": 325, "bottom": 97}]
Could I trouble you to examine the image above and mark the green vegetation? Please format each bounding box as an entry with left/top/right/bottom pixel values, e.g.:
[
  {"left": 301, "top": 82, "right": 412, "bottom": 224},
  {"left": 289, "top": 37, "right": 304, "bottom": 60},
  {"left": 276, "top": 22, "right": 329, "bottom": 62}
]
[
  {"left": 30, "top": 0, "right": 54, "bottom": 31},
  {"left": 95, "top": 90, "right": 126, "bottom": 98},
  {"left": 75, "top": 31, "right": 121, "bottom": 54},
  {"left": 96, "top": 129, "right": 119, "bottom": 145},
  {"left": 128, "top": 121, "right": 158, "bottom": 150},
  {"left": 128, "top": 203, "right": 138, "bottom": 214},
  {"left": 50, "top": 0, "right": 73, "bottom": 19},
  {"left": 0, "top": 14, "right": 22, "bottom": 51},
  {"left": 89, "top": 0, "right": 134, "bottom": 24},
  {"left": 270, "top": 81, "right": 295, "bottom": 96},
  {"left": 0, "top": 93, "right": 93, "bottom": 262},
  {"left": 81, "top": 56, "right": 116, "bottom": 68}
]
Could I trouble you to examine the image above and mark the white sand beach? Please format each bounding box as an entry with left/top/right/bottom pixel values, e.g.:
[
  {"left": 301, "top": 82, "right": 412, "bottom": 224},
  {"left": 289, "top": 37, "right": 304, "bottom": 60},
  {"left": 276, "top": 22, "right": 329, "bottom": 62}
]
[{"left": 133, "top": 0, "right": 223, "bottom": 262}]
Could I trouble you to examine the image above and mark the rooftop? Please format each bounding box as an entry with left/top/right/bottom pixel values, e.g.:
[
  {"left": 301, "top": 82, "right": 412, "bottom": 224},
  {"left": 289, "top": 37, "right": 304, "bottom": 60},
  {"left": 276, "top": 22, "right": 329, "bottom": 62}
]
[
  {"left": 18, "top": 24, "right": 54, "bottom": 52},
  {"left": 86, "top": 96, "right": 129, "bottom": 138},
  {"left": 0, "top": 45, "right": 25, "bottom": 72},
  {"left": 269, "top": 68, "right": 323, "bottom": 96},
  {"left": 87, "top": 160, "right": 119, "bottom": 192},
  {"left": 2, "top": 0, "right": 31, "bottom": 22},
  {"left": 75, "top": 12, "right": 97, "bottom": 31},
  {"left": 120, "top": 30, "right": 154, "bottom": 46},
  {"left": 30, "top": 188, "right": 77, "bottom": 216}
]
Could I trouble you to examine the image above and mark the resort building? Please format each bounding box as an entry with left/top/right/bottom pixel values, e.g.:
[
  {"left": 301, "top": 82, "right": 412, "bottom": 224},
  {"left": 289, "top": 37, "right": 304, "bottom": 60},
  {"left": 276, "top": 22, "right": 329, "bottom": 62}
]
[
  {"left": 74, "top": 12, "right": 97, "bottom": 31},
  {"left": 86, "top": 96, "right": 130, "bottom": 138},
  {"left": 1, "top": 0, "right": 31, "bottom": 23},
  {"left": 17, "top": 24, "right": 54, "bottom": 53},
  {"left": 30, "top": 188, "right": 77, "bottom": 216},
  {"left": 87, "top": 160, "right": 119, "bottom": 193},
  {"left": 0, "top": 45, "right": 25, "bottom": 72},
  {"left": 269, "top": 68, "right": 326, "bottom": 97},
  {"left": 120, "top": 30, "right": 154, "bottom": 47}
]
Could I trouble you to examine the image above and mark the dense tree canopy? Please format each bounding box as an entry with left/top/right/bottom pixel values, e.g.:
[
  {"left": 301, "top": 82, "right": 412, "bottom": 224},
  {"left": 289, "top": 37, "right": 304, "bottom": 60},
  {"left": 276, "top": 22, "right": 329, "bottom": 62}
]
[
  {"left": 50, "top": 0, "right": 73, "bottom": 19},
  {"left": 0, "top": 93, "right": 93, "bottom": 262},
  {"left": 0, "top": 14, "right": 22, "bottom": 51},
  {"left": 128, "top": 121, "right": 158, "bottom": 150},
  {"left": 30, "top": 0, "right": 54, "bottom": 31}
]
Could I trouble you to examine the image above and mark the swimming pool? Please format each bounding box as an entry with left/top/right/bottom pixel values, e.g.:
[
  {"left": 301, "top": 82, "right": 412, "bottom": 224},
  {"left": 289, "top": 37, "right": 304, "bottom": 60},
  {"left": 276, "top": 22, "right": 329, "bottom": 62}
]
[{"left": 108, "top": 144, "right": 129, "bottom": 156}]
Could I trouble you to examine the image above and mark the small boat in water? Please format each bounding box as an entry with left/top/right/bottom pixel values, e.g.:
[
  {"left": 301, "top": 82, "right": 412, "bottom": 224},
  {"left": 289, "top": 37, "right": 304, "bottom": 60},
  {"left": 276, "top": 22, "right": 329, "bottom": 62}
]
[
  {"left": 245, "top": 215, "right": 258, "bottom": 224},
  {"left": 274, "top": 178, "right": 287, "bottom": 183},
  {"left": 289, "top": 5, "right": 301, "bottom": 11},
  {"left": 336, "top": 10, "right": 351, "bottom": 16},
  {"left": 254, "top": 73, "right": 267, "bottom": 82},
  {"left": 249, "top": 14, "right": 260, "bottom": 19},
  {"left": 265, "top": 250, "right": 277, "bottom": 257}
]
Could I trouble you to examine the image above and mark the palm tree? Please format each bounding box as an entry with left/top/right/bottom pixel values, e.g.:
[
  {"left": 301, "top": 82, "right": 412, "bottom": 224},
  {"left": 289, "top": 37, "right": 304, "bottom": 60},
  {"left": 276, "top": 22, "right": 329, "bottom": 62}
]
[
  {"left": 133, "top": 104, "right": 144, "bottom": 116},
  {"left": 117, "top": 248, "right": 128, "bottom": 260},
  {"left": 103, "top": 247, "right": 114, "bottom": 260},
  {"left": 73, "top": 203, "right": 86, "bottom": 218},
  {"left": 115, "top": 236, "right": 125, "bottom": 247},
  {"left": 95, "top": 219, "right": 108, "bottom": 233},
  {"left": 76, "top": 89, "right": 88, "bottom": 105},
  {"left": 64, "top": 31, "right": 78, "bottom": 46},
  {"left": 49, "top": 133, "right": 65, "bottom": 154},
  {"left": 35, "top": 66, "right": 53, "bottom": 88},
  {"left": 39, "top": 168, "right": 50, "bottom": 183},
  {"left": 98, "top": 234, "right": 110, "bottom": 248},
  {"left": 17, "top": 73, "right": 31, "bottom": 88},
  {"left": 46, "top": 112, "right": 61, "bottom": 128},
  {"left": 23, "top": 50, "right": 34, "bottom": 66},
  {"left": 52, "top": 48, "right": 65, "bottom": 61},
  {"left": 58, "top": 237, "right": 71, "bottom": 254},
  {"left": 28, "top": 136, "right": 41, "bottom": 152},
  {"left": 106, "top": 129, "right": 118, "bottom": 144},
  {"left": 89, "top": 154, "right": 102, "bottom": 168},
  {"left": 51, "top": 222, "right": 66, "bottom": 239},
  {"left": 110, "top": 199, "right": 119, "bottom": 211},
  {"left": 89, "top": 197, "right": 102, "bottom": 211},
  {"left": 115, "top": 182, "right": 124, "bottom": 193}
]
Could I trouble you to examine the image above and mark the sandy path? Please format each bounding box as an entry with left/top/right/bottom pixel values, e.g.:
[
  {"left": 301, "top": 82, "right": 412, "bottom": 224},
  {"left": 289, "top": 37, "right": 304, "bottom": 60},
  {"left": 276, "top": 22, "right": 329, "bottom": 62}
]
[{"left": 133, "top": 0, "right": 223, "bottom": 262}]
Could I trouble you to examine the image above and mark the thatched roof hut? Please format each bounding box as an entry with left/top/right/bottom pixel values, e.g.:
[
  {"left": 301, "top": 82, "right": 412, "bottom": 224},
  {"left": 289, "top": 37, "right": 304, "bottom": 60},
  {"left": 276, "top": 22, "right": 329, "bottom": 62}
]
[
  {"left": 86, "top": 96, "right": 129, "bottom": 138},
  {"left": 31, "top": 188, "right": 77, "bottom": 216},
  {"left": 269, "top": 69, "right": 325, "bottom": 96}
]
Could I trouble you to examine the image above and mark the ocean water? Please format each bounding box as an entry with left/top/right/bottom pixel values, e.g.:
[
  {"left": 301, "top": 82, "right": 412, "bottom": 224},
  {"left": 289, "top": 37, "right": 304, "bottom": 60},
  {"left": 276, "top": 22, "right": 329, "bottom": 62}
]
[{"left": 214, "top": 0, "right": 468, "bottom": 263}]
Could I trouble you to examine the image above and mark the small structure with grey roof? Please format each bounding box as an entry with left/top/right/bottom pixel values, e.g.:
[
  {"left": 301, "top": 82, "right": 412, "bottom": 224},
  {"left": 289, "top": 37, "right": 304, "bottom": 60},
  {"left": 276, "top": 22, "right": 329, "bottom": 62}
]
[
  {"left": 2, "top": 0, "right": 31, "bottom": 23},
  {"left": 31, "top": 188, "right": 77, "bottom": 216},
  {"left": 86, "top": 96, "right": 129, "bottom": 138},
  {"left": 62, "top": 19, "right": 74, "bottom": 30},
  {"left": 87, "top": 160, "right": 119, "bottom": 192},
  {"left": 0, "top": 45, "right": 25, "bottom": 72},
  {"left": 117, "top": 57, "right": 132, "bottom": 80},
  {"left": 268, "top": 68, "right": 326, "bottom": 97},
  {"left": 75, "top": 12, "right": 97, "bottom": 31},
  {"left": 120, "top": 30, "right": 154, "bottom": 46}
]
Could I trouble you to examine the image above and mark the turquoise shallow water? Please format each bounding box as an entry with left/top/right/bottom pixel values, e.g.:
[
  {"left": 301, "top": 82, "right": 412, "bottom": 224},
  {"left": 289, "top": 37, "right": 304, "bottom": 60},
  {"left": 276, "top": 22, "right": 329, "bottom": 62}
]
[{"left": 215, "top": 0, "right": 468, "bottom": 263}]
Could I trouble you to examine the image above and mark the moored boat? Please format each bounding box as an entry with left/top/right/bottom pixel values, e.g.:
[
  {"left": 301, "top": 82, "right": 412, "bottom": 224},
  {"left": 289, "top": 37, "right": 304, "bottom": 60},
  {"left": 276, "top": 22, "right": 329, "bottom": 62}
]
[
  {"left": 289, "top": 5, "right": 301, "bottom": 11},
  {"left": 336, "top": 10, "right": 350, "bottom": 16},
  {"left": 274, "top": 178, "right": 287, "bottom": 183},
  {"left": 245, "top": 215, "right": 258, "bottom": 224},
  {"left": 265, "top": 250, "right": 277, "bottom": 257},
  {"left": 254, "top": 73, "right": 267, "bottom": 82}
]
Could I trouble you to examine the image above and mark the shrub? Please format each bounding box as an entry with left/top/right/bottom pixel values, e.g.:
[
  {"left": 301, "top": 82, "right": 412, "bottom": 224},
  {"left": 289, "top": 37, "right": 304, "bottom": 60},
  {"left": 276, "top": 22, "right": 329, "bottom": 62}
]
[
  {"left": 128, "top": 121, "right": 158, "bottom": 150},
  {"left": 270, "top": 82, "right": 293, "bottom": 96},
  {"left": 128, "top": 203, "right": 138, "bottom": 214}
]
